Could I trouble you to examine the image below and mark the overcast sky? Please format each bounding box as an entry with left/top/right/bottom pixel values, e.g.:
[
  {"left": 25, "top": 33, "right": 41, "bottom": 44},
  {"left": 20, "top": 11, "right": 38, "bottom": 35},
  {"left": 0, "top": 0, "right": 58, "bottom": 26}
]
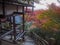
[{"left": 34, "top": 0, "right": 60, "bottom": 10}]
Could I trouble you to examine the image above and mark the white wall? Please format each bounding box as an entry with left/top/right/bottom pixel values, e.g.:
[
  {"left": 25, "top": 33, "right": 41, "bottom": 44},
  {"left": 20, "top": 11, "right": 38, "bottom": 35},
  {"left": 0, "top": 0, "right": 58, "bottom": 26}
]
[
  {"left": 0, "top": 4, "right": 23, "bottom": 15},
  {"left": 5, "top": 5, "right": 22, "bottom": 15}
]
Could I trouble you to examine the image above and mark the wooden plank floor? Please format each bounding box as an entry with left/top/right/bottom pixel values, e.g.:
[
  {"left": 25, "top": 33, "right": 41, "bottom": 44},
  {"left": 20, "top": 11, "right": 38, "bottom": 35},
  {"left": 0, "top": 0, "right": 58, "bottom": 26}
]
[
  {"left": 1, "top": 36, "right": 36, "bottom": 45},
  {"left": 20, "top": 36, "right": 35, "bottom": 45},
  {"left": 2, "top": 41, "right": 17, "bottom": 45}
]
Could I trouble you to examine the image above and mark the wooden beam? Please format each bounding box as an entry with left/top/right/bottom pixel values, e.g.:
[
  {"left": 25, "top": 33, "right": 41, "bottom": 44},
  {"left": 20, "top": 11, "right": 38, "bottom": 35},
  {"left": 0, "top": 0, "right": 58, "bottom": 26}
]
[
  {"left": 0, "top": 1, "right": 34, "bottom": 7},
  {"left": 13, "top": 12, "right": 24, "bottom": 15},
  {"left": 4, "top": 12, "right": 24, "bottom": 17}
]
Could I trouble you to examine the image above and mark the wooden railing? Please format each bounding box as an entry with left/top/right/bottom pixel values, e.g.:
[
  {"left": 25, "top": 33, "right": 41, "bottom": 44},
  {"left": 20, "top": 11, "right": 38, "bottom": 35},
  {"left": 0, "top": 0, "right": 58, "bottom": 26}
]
[
  {"left": 16, "top": 31, "right": 26, "bottom": 40},
  {"left": 0, "top": 30, "right": 13, "bottom": 45},
  {"left": 30, "top": 32, "right": 49, "bottom": 45},
  {"left": 0, "top": 31, "right": 26, "bottom": 45}
]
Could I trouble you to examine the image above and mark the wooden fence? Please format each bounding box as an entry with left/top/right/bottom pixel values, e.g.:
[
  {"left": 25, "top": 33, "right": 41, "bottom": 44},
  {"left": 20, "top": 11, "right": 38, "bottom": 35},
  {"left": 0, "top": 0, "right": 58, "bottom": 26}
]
[{"left": 30, "top": 32, "right": 49, "bottom": 45}]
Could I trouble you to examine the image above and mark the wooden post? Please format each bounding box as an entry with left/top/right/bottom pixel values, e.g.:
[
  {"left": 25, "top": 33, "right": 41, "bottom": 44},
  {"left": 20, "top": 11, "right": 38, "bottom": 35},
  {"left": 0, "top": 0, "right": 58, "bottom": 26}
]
[
  {"left": 0, "top": 39, "right": 2, "bottom": 45},
  {"left": 13, "top": 16, "right": 16, "bottom": 43},
  {"left": 16, "top": 5, "right": 18, "bottom": 12},
  {"left": 2, "top": 0, "right": 5, "bottom": 16},
  {"left": 49, "top": 38, "right": 56, "bottom": 45},
  {"left": 32, "top": 0, "right": 34, "bottom": 15},
  {"left": 22, "top": 6, "right": 25, "bottom": 32},
  {"left": 0, "top": 19, "right": 2, "bottom": 45},
  {"left": 0, "top": 0, "right": 5, "bottom": 44},
  {"left": 9, "top": 17, "right": 13, "bottom": 40},
  {"left": 22, "top": 6, "right": 25, "bottom": 40},
  {"left": 0, "top": 19, "right": 1, "bottom": 30}
]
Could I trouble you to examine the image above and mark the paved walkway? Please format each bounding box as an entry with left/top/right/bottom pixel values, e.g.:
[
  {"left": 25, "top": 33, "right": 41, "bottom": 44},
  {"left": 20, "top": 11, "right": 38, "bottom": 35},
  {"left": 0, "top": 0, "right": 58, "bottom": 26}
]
[{"left": 20, "top": 36, "right": 35, "bottom": 45}]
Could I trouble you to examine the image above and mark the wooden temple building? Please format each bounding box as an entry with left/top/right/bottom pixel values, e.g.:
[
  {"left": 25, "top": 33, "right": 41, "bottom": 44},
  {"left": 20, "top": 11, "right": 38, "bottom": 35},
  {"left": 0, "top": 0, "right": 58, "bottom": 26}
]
[{"left": 0, "top": 0, "right": 35, "bottom": 45}]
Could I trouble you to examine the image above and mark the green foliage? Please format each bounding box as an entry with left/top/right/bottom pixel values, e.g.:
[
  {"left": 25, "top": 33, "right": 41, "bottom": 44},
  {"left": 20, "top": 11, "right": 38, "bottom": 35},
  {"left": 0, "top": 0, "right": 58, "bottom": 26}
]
[
  {"left": 29, "top": 6, "right": 60, "bottom": 44},
  {"left": 30, "top": 28, "right": 46, "bottom": 38},
  {"left": 25, "top": 22, "right": 32, "bottom": 30},
  {"left": 38, "top": 9, "right": 60, "bottom": 31}
]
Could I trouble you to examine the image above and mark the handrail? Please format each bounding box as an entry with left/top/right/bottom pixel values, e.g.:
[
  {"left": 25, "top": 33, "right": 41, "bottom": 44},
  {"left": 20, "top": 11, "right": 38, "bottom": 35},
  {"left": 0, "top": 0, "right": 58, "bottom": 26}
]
[
  {"left": 0, "top": 30, "right": 13, "bottom": 39},
  {"left": 16, "top": 31, "right": 26, "bottom": 40},
  {"left": 31, "top": 32, "right": 49, "bottom": 45}
]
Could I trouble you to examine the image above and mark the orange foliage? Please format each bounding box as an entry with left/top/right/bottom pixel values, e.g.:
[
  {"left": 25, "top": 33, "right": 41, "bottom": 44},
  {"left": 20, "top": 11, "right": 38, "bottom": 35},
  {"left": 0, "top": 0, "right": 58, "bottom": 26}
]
[{"left": 25, "top": 3, "right": 60, "bottom": 30}]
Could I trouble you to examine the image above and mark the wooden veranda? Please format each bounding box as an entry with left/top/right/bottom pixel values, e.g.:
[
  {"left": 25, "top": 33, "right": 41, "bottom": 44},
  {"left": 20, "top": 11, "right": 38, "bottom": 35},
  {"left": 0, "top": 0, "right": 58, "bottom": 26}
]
[{"left": 0, "top": 0, "right": 34, "bottom": 45}]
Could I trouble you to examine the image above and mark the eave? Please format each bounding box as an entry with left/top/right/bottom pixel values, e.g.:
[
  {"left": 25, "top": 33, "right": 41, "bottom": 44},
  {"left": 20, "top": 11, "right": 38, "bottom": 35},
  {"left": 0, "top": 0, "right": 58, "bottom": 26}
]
[{"left": 0, "top": 0, "right": 34, "bottom": 7}]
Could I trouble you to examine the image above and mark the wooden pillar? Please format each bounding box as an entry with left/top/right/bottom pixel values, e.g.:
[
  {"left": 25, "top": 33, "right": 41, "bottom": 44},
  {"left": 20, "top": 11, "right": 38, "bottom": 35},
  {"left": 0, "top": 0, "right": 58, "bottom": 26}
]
[
  {"left": 22, "top": 6, "right": 25, "bottom": 40},
  {"left": 9, "top": 16, "right": 13, "bottom": 40},
  {"left": 13, "top": 16, "right": 16, "bottom": 43},
  {"left": 9, "top": 17, "right": 12, "bottom": 30},
  {"left": 0, "top": 22, "right": 1, "bottom": 45},
  {"left": 0, "top": 39, "right": 2, "bottom": 45},
  {"left": 26, "top": 6, "right": 27, "bottom": 11},
  {"left": 22, "top": 6, "right": 25, "bottom": 32},
  {"left": 0, "top": 0, "right": 5, "bottom": 45},
  {"left": 2, "top": 0, "right": 5, "bottom": 16},
  {"left": 16, "top": 5, "right": 18, "bottom": 12},
  {"left": 32, "top": 0, "right": 34, "bottom": 15},
  {"left": 0, "top": 19, "right": 1, "bottom": 31}
]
